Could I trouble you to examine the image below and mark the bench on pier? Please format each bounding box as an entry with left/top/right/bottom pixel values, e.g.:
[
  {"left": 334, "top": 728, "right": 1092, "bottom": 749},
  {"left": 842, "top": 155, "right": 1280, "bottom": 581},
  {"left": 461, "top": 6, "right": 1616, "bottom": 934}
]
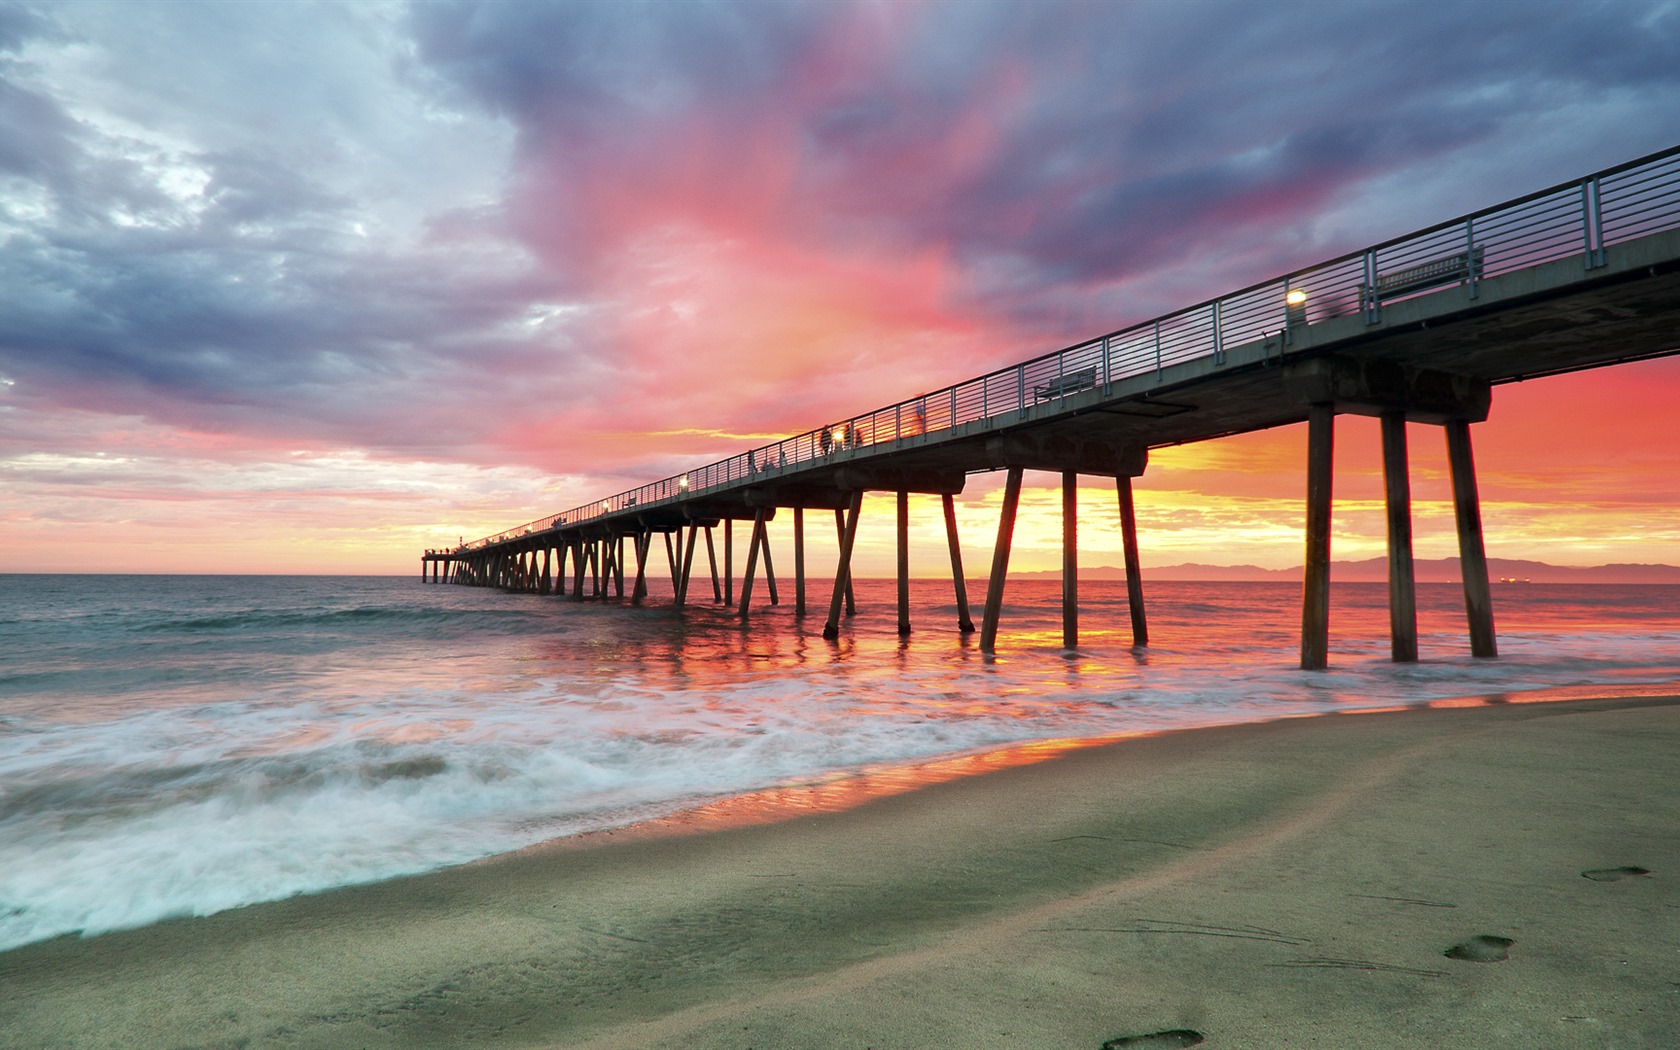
[
  {"left": 1361, "top": 246, "right": 1483, "bottom": 304},
  {"left": 1033, "top": 366, "right": 1098, "bottom": 401}
]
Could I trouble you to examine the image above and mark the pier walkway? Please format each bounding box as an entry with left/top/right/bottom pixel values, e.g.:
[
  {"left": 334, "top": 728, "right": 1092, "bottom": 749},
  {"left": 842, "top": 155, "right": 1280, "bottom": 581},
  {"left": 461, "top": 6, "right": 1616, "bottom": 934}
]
[{"left": 425, "top": 146, "right": 1680, "bottom": 669}]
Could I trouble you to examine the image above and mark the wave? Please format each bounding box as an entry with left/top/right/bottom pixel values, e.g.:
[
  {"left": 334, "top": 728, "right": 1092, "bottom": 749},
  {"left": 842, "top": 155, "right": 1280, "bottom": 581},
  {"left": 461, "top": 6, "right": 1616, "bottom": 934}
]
[{"left": 128, "top": 604, "right": 548, "bottom": 636}]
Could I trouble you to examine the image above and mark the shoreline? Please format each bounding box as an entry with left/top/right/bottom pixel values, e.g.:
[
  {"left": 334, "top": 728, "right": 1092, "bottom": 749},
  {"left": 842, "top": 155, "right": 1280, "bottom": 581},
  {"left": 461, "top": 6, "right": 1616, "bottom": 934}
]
[
  {"left": 512, "top": 679, "right": 1680, "bottom": 858},
  {"left": 4, "top": 693, "right": 1678, "bottom": 1048}
]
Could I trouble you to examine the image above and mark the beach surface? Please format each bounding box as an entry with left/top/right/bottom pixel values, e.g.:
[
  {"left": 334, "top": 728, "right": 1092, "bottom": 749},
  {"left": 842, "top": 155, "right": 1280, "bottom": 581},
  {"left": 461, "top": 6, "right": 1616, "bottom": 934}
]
[{"left": 4, "top": 696, "right": 1677, "bottom": 1049}]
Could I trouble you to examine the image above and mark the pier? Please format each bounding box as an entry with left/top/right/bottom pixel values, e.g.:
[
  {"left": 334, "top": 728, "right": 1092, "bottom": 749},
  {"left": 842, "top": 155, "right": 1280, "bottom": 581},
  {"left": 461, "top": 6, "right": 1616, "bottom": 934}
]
[{"left": 425, "top": 146, "right": 1680, "bottom": 669}]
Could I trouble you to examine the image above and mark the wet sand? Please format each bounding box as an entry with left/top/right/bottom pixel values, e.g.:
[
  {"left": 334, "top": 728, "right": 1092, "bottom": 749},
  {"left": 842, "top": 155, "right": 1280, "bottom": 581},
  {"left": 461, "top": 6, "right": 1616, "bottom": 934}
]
[{"left": 3, "top": 696, "right": 1678, "bottom": 1049}]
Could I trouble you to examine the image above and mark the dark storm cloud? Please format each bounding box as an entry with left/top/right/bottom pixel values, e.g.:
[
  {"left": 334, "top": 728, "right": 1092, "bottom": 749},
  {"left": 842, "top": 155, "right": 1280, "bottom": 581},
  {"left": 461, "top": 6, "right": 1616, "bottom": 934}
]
[
  {"left": 0, "top": 0, "right": 52, "bottom": 53},
  {"left": 901, "top": 0, "right": 1680, "bottom": 292},
  {"left": 0, "top": 1, "right": 571, "bottom": 455},
  {"left": 2, "top": 0, "right": 1677, "bottom": 472},
  {"left": 409, "top": 0, "right": 1680, "bottom": 315},
  {"left": 0, "top": 73, "right": 78, "bottom": 180}
]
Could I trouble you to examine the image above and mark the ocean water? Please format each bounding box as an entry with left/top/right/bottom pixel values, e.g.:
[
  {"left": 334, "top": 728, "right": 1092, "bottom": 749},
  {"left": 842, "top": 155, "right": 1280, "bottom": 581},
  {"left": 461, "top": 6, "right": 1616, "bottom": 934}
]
[{"left": 2, "top": 572, "right": 1677, "bottom": 952}]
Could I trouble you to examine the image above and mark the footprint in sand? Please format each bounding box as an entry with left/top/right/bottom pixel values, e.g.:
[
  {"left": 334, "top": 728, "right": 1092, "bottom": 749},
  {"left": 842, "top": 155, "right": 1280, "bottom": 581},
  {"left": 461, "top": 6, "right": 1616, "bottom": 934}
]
[
  {"left": 1582, "top": 866, "right": 1651, "bottom": 882},
  {"left": 1101, "top": 1030, "right": 1204, "bottom": 1049},
  {"left": 1444, "top": 934, "right": 1513, "bottom": 962}
]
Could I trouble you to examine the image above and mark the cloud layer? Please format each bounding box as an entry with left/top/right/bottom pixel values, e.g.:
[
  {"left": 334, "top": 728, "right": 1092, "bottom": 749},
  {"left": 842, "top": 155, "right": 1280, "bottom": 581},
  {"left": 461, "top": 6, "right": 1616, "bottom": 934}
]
[{"left": 3, "top": 0, "right": 1679, "bottom": 572}]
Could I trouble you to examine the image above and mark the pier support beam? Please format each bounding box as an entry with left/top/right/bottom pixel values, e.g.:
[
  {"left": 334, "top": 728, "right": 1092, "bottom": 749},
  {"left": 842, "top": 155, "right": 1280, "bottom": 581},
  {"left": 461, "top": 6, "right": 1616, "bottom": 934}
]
[
  {"left": 705, "top": 527, "right": 722, "bottom": 603},
  {"left": 664, "top": 532, "right": 681, "bottom": 595},
  {"left": 793, "top": 507, "right": 807, "bottom": 616},
  {"left": 823, "top": 492, "right": 864, "bottom": 639},
  {"left": 980, "top": 467, "right": 1024, "bottom": 655},
  {"left": 942, "top": 493, "right": 975, "bottom": 633},
  {"left": 677, "top": 526, "right": 699, "bottom": 605},
  {"left": 1381, "top": 411, "right": 1419, "bottom": 662},
  {"left": 1062, "top": 471, "right": 1078, "bottom": 649},
  {"left": 724, "top": 519, "right": 735, "bottom": 608},
  {"left": 1447, "top": 419, "right": 1498, "bottom": 658},
  {"left": 1116, "top": 475, "right": 1148, "bottom": 647},
  {"left": 739, "top": 510, "right": 768, "bottom": 619},
  {"left": 897, "top": 491, "right": 911, "bottom": 636},
  {"left": 631, "top": 532, "right": 650, "bottom": 604},
  {"left": 1301, "top": 403, "right": 1335, "bottom": 671},
  {"left": 834, "top": 509, "right": 856, "bottom": 616}
]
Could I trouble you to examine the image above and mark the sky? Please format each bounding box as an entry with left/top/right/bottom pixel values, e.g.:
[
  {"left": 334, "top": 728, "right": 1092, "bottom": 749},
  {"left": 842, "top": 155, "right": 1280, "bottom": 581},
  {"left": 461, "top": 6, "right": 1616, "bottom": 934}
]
[{"left": 3, "top": 0, "right": 1679, "bottom": 578}]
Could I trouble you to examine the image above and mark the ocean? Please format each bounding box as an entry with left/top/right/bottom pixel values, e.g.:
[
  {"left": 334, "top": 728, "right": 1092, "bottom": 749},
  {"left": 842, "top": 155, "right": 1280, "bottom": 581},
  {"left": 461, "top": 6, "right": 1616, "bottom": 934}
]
[{"left": 2, "top": 572, "right": 1677, "bottom": 953}]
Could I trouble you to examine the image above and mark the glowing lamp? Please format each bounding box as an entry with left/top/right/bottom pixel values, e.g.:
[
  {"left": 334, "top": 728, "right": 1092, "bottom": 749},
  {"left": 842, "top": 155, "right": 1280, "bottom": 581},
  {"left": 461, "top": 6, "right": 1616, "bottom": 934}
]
[{"left": 1285, "top": 287, "right": 1308, "bottom": 327}]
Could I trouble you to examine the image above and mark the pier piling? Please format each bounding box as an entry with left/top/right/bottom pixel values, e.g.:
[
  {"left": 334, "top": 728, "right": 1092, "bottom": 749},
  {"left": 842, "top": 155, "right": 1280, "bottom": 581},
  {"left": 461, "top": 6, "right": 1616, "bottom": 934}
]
[
  {"left": 1381, "top": 411, "right": 1419, "bottom": 662},
  {"left": 739, "top": 510, "right": 767, "bottom": 618},
  {"left": 1062, "top": 471, "right": 1078, "bottom": 650},
  {"left": 1116, "top": 475, "right": 1148, "bottom": 647},
  {"left": 705, "top": 527, "right": 722, "bottom": 603},
  {"left": 793, "top": 507, "right": 807, "bottom": 616},
  {"left": 1447, "top": 420, "right": 1498, "bottom": 658},
  {"left": 678, "top": 526, "right": 699, "bottom": 606},
  {"left": 834, "top": 509, "right": 857, "bottom": 616},
  {"left": 1301, "top": 404, "right": 1335, "bottom": 671},
  {"left": 942, "top": 493, "right": 975, "bottom": 633},
  {"left": 824, "top": 492, "right": 864, "bottom": 640},
  {"left": 897, "top": 491, "right": 911, "bottom": 636},
  {"left": 980, "top": 467, "right": 1024, "bottom": 655}
]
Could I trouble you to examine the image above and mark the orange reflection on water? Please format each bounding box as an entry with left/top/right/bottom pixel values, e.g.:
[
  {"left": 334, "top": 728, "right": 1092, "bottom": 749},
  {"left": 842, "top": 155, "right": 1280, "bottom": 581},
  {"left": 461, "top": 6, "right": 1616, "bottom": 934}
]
[
  {"left": 1325, "top": 682, "right": 1680, "bottom": 716},
  {"left": 561, "top": 734, "right": 1145, "bottom": 849},
  {"left": 1423, "top": 682, "right": 1680, "bottom": 708}
]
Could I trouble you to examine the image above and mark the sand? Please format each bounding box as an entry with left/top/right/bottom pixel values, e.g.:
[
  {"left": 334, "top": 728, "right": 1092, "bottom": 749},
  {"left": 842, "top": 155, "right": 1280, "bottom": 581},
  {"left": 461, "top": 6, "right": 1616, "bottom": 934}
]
[{"left": 3, "top": 696, "right": 1677, "bottom": 1049}]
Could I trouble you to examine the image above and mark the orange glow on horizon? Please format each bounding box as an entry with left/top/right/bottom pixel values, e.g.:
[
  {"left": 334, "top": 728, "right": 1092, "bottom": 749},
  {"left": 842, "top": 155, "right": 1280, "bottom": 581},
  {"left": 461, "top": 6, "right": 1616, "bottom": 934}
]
[{"left": 5, "top": 352, "right": 1676, "bottom": 577}]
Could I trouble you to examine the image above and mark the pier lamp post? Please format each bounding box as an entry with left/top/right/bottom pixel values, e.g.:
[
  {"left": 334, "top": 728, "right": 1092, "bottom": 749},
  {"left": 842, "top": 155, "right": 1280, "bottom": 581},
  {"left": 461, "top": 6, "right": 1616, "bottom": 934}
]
[{"left": 1286, "top": 287, "right": 1308, "bottom": 327}]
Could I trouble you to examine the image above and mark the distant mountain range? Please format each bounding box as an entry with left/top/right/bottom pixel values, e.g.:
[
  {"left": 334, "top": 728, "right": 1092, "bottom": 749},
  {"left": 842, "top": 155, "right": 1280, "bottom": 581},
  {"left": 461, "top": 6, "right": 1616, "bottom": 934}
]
[{"left": 1018, "top": 557, "right": 1680, "bottom": 584}]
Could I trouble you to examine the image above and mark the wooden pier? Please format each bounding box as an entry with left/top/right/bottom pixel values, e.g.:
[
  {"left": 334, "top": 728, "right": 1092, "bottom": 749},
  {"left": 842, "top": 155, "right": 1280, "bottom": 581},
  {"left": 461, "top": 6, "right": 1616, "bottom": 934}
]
[{"left": 425, "top": 146, "right": 1680, "bottom": 668}]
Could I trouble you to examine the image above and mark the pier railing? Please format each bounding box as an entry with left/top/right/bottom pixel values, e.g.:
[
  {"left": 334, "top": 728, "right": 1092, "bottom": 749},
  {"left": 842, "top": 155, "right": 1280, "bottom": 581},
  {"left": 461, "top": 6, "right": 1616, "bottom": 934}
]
[{"left": 459, "top": 145, "right": 1680, "bottom": 551}]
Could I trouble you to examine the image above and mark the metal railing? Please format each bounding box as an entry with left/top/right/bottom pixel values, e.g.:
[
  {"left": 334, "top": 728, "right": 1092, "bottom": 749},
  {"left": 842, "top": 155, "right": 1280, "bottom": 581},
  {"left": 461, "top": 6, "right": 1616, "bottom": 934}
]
[{"left": 459, "top": 145, "right": 1680, "bottom": 551}]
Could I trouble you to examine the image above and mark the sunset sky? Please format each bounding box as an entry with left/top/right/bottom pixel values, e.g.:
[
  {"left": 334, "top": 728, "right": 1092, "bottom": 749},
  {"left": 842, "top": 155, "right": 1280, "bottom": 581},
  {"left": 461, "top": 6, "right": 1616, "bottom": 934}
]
[{"left": 3, "top": 0, "right": 1679, "bottom": 578}]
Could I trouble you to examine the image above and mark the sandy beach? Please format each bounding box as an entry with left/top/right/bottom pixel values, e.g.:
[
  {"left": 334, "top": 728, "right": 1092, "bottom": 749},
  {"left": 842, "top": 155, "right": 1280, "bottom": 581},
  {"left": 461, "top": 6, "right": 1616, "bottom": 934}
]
[{"left": 3, "top": 695, "right": 1677, "bottom": 1049}]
